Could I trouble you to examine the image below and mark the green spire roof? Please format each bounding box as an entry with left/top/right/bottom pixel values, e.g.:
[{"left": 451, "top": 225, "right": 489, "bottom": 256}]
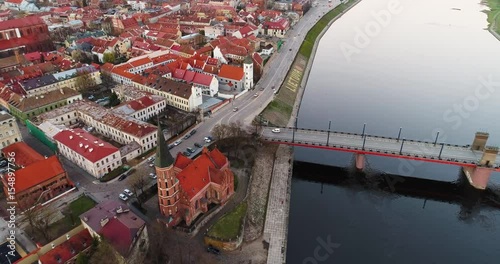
[{"left": 155, "top": 122, "right": 174, "bottom": 168}]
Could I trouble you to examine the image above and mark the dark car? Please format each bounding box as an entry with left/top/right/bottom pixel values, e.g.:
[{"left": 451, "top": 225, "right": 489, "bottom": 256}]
[
  {"left": 118, "top": 174, "right": 127, "bottom": 181},
  {"left": 190, "top": 129, "right": 197, "bottom": 135},
  {"left": 183, "top": 134, "right": 191, "bottom": 140},
  {"left": 194, "top": 143, "right": 202, "bottom": 148},
  {"left": 183, "top": 151, "right": 191, "bottom": 156},
  {"left": 168, "top": 144, "right": 175, "bottom": 150},
  {"left": 187, "top": 147, "right": 195, "bottom": 154},
  {"left": 207, "top": 245, "right": 220, "bottom": 255}
]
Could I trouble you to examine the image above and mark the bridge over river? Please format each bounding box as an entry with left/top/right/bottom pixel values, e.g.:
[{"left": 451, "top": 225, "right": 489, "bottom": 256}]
[{"left": 260, "top": 127, "right": 500, "bottom": 190}]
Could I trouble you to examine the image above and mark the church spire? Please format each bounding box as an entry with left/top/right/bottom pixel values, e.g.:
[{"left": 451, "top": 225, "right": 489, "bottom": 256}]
[{"left": 154, "top": 119, "right": 174, "bottom": 168}]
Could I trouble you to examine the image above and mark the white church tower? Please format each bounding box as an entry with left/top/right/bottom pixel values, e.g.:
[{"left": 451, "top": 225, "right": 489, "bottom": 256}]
[{"left": 243, "top": 55, "right": 253, "bottom": 90}]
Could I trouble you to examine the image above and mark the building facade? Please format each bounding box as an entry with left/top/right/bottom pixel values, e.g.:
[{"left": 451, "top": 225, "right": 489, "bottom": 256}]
[
  {"left": 1, "top": 142, "right": 73, "bottom": 208},
  {"left": 54, "top": 128, "right": 122, "bottom": 178},
  {"left": 0, "top": 110, "right": 21, "bottom": 149}
]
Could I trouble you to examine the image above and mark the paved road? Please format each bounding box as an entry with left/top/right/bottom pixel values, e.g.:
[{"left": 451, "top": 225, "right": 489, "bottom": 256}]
[{"left": 260, "top": 127, "right": 495, "bottom": 166}]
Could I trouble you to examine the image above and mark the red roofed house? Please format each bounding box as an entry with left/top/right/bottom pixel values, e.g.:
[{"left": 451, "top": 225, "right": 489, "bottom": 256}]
[
  {"left": 261, "top": 17, "right": 290, "bottom": 38},
  {"left": 80, "top": 200, "right": 147, "bottom": 259},
  {"left": 217, "top": 64, "right": 248, "bottom": 92},
  {"left": 0, "top": 142, "right": 73, "bottom": 208},
  {"left": 53, "top": 128, "right": 122, "bottom": 179},
  {"left": 154, "top": 125, "right": 235, "bottom": 227},
  {"left": 37, "top": 228, "right": 93, "bottom": 264}
]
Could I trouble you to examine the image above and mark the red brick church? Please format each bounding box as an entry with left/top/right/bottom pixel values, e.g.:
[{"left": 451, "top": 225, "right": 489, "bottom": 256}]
[{"left": 155, "top": 126, "right": 235, "bottom": 226}]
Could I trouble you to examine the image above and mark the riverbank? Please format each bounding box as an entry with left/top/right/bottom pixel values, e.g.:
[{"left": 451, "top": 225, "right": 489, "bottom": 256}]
[
  {"left": 261, "top": 1, "right": 362, "bottom": 263},
  {"left": 259, "top": 0, "right": 360, "bottom": 127}
]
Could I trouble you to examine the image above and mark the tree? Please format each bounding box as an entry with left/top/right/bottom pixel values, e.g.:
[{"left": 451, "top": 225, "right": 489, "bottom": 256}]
[
  {"left": 72, "top": 50, "right": 85, "bottom": 63},
  {"left": 75, "top": 253, "right": 89, "bottom": 264},
  {"left": 88, "top": 239, "right": 120, "bottom": 264},
  {"left": 127, "top": 167, "right": 149, "bottom": 208},
  {"left": 143, "top": 221, "right": 170, "bottom": 264},
  {"left": 21, "top": 202, "right": 57, "bottom": 243},
  {"left": 74, "top": 71, "right": 97, "bottom": 92},
  {"left": 109, "top": 92, "right": 120, "bottom": 107},
  {"left": 103, "top": 52, "right": 115, "bottom": 64}
]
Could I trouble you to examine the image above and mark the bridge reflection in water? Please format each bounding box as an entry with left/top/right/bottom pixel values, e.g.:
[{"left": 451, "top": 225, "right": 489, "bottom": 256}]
[{"left": 293, "top": 161, "right": 500, "bottom": 222}]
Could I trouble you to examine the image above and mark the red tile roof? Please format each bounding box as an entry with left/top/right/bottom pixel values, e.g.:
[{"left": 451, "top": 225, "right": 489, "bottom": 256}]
[
  {"left": 2, "top": 142, "right": 44, "bottom": 167},
  {"left": 218, "top": 64, "right": 244, "bottom": 81},
  {"left": 192, "top": 72, "right": 213, "bottom": 86},
  {"left": 127, "top": 96, "right": 156, "bottom": 111},
  {"left": 53, "top": 128, "right": 119, "bottom": 163},
  {"left": 0, "top": 16, "right": 45, "bottom": 31},
  {"left": 12, "top": 156, "right": 66, "bottom": 193},
  {"left": 38, "top": 229, "right": 92, "bottom": 264},
  {"left": 129, "top": 57, "right": 152, "bottom": 68},
  {"left": 175, "top": 148, "right": 229, "bottom": 199}
]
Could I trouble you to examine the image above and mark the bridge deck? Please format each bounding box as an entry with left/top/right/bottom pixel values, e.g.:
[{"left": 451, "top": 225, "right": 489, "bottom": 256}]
[{"left": 261, "top": 127, "right": 500, "bottom": 169}]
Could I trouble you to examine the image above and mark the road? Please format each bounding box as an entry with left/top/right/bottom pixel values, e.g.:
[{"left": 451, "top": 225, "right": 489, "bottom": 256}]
[
  {"left": 260, "top": 127, "right": 493, "bottom": 166},
  {"left": 13, "top": 0, "right": 340, "bottom": 258}
]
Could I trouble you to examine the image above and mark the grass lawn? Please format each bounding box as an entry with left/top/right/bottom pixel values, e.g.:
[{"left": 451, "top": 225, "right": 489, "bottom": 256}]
[
  {"left": 299, "top": 1, "right": 357, "bottom": 58},
  {"left": 43, "top": 196, "right": 97, "bottom": 243},
  {"left": 208, "top": 202, "right": 247, "bottom": 240}
]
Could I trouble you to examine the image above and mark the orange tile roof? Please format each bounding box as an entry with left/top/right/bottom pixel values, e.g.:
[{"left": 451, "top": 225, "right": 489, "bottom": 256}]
[
  {"left": 38, "top": 229, "right": 92, "bottom": 264},
  {"left": 12, "top": 156, "right": 66, "bottom": 193},
  {"left": 218, "top": 64, "right": 244, "bottom": 81},
  {"left": 129, "top": 57, "right": 152, "bottom": 68},
  {"left": 2, "top": 142, "right": 44, "bottom": 167}
]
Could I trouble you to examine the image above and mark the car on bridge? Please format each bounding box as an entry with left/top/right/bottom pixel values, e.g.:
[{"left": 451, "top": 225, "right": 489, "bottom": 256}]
[{"left": 272, "top": 128, "right": 281, "bottom": 133}]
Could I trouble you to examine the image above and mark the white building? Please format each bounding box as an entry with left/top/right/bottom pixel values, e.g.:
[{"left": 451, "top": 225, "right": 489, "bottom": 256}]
[
  {"left": 204, "top": 24, "right": 225, "bottom": 39},
  {"left": 54, "top": 128, "right": 122, "bottom": 178},
  {"left": 111, "top": 95, "right": 166, "bottom": 121},
  {"left": 0, "top": 111, "right": 21, "bottom": 149},
  {"left": 243, "top": 56, "right": 253, "bottom": 90},
  {"left": 217, "top": 64, "right": 245, "bottom": 92}
]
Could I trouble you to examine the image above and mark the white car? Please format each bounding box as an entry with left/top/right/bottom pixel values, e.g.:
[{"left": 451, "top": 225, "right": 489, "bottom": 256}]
[
  {"left": 204, "top": 137, "right": 212, "bottom": 143},
  {"left": 272, "top": 128, "right": 281, "bottom": 133},
  {"left": 174, "top": 140, "right": 182, "bottom": 146},
  {"left": 123, "top": 189, "right": 133, "bottom": 197},
  {"left": 119, "top": 193, "right": 128, "bottom": 201},
  {"left": 254, "top": 93, "right": 258, "bottom": 97},
  {"left": 147, "top": 156, "right": 155, "bottom": 162}
]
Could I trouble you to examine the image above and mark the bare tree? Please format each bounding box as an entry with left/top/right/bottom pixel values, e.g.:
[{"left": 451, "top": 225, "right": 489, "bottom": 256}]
[
  {"left": 74, "top": 71, "right": 97, "bottom": 92},
  {"left": 89, "top": 238, "right": 120, "bottom": 264},
  {"left": 21, "top": 202, "right": 57, "bottom": 242},
  {"left": 127, "top": 167, "right": 149, "bottom": 208},
  {"left": 144, "top": 221, "right": 170, "bottom": 264}
]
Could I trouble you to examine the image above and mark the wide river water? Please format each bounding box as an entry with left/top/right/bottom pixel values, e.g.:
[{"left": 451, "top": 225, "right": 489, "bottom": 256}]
[{"left": 287, "top": 0, "right": 500, "bottom": 263}]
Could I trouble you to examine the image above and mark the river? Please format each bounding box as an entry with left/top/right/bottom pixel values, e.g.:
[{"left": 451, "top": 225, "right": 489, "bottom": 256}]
[{"left": 287, "top": 0, "right": 500, "bottom": 263}]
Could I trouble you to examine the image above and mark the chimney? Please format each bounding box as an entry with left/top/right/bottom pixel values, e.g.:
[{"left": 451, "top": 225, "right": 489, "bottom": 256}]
[{"left": 100, "top": 217, "right": 109, "bottom": 227}]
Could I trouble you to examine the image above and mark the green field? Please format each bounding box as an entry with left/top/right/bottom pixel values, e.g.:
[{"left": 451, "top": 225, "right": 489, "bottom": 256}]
[{"left": 207, "top": 202, "right": 247, "bottom": 240}]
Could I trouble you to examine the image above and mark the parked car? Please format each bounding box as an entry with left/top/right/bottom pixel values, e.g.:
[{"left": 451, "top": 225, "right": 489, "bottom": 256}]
[
  {"left": 123, "top": 189, "right": 133, "bottom": 197},
  {"left": 149, "top": 163, "right": 155, "bottom": 167},
  {"left": 88, "top": 95, "right": 95, "bottom": 100},
  {"left": 207, "top": 245, "right": 220, "bottom": 255},
  {"left": 119, "top": 193, "right": 128, "bottom": 201},
  {"left": 272, "top": 128, "right": 281, "bottom": 133},
  {"left": 183, "top": 134, "right": 191, "bottom": 140},
  {"left": 118, "top": 174, "right": 127, "bottom": 181},
  {"left": 147, "top": 156, "right": 155, "bottom": 162},
  {"left": 254, "top": 93, "right": 258, "bottom": 97},
  {"left": 149, "top": 173, "right": 157, "bottom": 179},
  {"left": 194, "top": 142, "right": 202, "bottom": 148},
  {"left": 174, "top": 140, "right": 182, "bottom": 146},
  {"left": 233, "top": 107, "right": 238, "bottom": 112},
  {"left": 168, "top": 144, "right": 175, "bottom": 150},
  {"left": 260, "top": 87, "right": 264, "bottom": 91},
  {"left": 187, "top": 147, "right": 195, "bottom": 154},
  {"left": 0, "top": 160, "right": 7, "bottom": 167},
  {"left": 204, "top": 136, "right": 212, "bottom": 143},
  {"left": 183, "top": 151, "right": 191, "bottom": 156},
  {"left": 190, "top": 129, "right": 197, "bottom": 135}
]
